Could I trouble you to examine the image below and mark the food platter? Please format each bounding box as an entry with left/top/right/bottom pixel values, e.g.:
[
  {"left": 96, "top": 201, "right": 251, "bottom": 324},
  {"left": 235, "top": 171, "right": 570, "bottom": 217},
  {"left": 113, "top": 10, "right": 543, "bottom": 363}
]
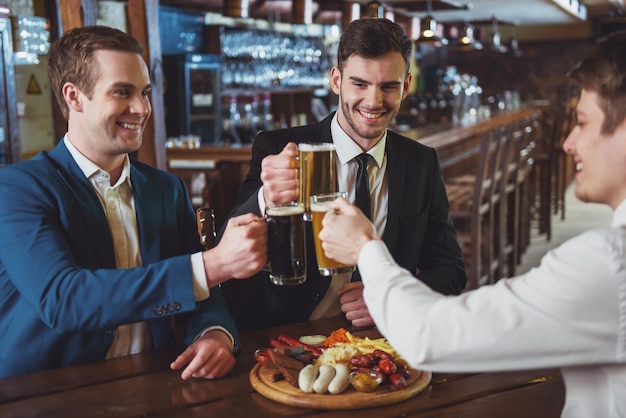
[{"left": 249, "top": 363, "right": 431, "bottom": 410}]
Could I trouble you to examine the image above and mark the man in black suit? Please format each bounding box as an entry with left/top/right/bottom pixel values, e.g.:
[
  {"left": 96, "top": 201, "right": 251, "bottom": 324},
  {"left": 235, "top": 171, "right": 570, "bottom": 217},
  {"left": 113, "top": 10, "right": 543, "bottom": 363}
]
[{"left": 224, "top": 18, "right": 466, "bottom": 331}]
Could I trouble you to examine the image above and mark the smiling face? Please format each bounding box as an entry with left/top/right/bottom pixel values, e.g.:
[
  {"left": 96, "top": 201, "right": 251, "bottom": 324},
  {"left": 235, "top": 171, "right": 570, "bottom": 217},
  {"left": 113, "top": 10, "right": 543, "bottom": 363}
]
[
  {"left": 65, "top": 49, "right": 152, "bottom": 171},
  {"left": 562, "top": 89, "right": 626, "bottom": 209},
  {"left": 330, "top": 52, "right": 411, "bottom": 150}
]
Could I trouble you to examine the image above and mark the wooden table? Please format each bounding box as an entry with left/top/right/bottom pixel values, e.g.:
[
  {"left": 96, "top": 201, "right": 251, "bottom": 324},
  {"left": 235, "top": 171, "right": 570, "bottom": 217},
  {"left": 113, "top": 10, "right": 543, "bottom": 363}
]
[{"left": 0, "top": 316, "right": 565, "bottom": 417}]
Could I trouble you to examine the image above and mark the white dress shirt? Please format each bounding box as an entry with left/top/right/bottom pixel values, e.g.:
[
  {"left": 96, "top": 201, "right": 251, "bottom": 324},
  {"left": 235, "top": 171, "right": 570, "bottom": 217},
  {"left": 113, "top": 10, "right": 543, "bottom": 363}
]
[
  {"left": 64, "top": 136, "right": 231, "bottom": 357},
  {"left": 359, "top": 199, "right": 626, "bottom": 417}
]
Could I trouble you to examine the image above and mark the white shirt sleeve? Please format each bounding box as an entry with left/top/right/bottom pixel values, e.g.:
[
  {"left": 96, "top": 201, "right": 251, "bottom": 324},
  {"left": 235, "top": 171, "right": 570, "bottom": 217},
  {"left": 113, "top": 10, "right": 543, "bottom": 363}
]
[
  {"left": 191, "top": 252, "right": 210, "bottom": 300},
  {"left": 360, "top": 228, "right": 626, "bottom": 373},
  {"left": 258, "top": 186, "right": 266, "bottom": 215}
]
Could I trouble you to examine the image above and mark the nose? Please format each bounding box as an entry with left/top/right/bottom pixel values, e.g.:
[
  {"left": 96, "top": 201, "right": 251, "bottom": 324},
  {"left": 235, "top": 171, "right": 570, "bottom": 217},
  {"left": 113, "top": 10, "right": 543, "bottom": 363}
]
[
  {"left": 562, "top": 127, "right": 576, "bottom": 154},
  {"left": 364, "top": 87, "right": 384, "bottom": 109},
  {"left": 130, "top": 93, "right": 151, "bottom": 117}
]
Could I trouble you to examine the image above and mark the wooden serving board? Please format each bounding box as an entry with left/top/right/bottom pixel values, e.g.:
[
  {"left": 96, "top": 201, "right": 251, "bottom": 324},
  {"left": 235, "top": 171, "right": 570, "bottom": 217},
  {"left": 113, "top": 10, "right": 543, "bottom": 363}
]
[{"left": 249, "top": 363, "right": 431, "bottom": 410}]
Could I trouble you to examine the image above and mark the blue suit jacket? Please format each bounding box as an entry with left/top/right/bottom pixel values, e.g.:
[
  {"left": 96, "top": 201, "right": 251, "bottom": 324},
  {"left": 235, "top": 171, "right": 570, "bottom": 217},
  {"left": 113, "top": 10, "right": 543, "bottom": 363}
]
[
  {"left": 0, "top": 141, "right": 239, "bottom": 377},
  {"left": 223, "top": 112, "right": 467, "bottom": 331}
]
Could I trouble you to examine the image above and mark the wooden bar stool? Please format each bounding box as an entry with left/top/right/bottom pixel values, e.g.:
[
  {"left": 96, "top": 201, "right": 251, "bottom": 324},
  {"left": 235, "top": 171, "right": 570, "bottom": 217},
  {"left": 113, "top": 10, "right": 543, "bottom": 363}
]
[
  {"left": 514, "top": 119, "right": 537, "bottom": 263},
  {"left": 525, "top": 110, "right": 555, "bottom": 243},
  {"left": 553, "top": 101, "right": 577, "bottom": 220},
  {"left": 446, "top": 130, "right": 505, "bottom": 289}
]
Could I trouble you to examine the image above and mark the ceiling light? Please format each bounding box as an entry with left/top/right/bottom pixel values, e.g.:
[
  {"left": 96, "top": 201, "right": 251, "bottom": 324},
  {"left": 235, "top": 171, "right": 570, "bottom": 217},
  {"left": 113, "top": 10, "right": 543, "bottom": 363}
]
[
  {"left": 417, "top": 0, "right": 448, "bottom": 47},
  {"left": 489, "top": 17, "right": 508, "bottom": 53},
  {"left": 509, "top": 28, "right": 524, "bottom": 57},
  {"left": 455, "top": 24, "right": 483, "bottom": 51}
]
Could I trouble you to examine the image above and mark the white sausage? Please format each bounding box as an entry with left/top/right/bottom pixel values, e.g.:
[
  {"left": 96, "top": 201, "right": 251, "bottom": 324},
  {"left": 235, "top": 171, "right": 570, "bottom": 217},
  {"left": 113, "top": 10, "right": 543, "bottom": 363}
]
[
  {"left": 313, "top": 364, "right": 336, "bottom": 394},
  {"left": 328, "top": 364, "right": 351, "bottom": 394},
  {"left": 298, "top": 364, "right": 318, "bottom": 393}
]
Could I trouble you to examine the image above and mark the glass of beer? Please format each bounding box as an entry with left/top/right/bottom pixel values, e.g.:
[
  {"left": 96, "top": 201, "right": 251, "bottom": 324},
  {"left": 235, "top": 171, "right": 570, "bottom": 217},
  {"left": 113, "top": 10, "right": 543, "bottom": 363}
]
[
  {"left": 310, "top": 192, "right": 356, "bottom": 276},
  {"left": 265, "top": 202, "right": 307, "bottom": 285},
  {"left": 297, "top": 143, "right": 337, "bottom": 219}
]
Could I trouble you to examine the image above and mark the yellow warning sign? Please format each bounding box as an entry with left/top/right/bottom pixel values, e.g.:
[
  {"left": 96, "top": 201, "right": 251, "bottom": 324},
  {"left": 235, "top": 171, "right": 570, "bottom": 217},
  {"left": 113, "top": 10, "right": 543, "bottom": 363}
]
[{"left": 26, "top": 74, "right": 42, "bottom": 94}]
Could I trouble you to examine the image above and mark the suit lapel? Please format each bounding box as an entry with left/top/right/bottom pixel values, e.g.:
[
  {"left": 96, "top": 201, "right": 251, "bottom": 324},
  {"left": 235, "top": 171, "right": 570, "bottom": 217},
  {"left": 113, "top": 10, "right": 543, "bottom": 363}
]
[
  {"left": 48, "top": 142, "right": 116, "bottom": 267},
  {"left": 130, "top": 165, "right": 162, "bottom": 265},
  {"left": 383, "top": 136, "right": 406, "bottom": 248}
]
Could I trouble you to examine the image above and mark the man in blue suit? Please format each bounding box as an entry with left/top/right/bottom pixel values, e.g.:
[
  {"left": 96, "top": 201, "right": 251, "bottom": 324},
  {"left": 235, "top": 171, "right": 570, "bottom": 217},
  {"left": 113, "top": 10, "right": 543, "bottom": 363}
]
[{"left": 0, "top": 26, "right": 267, "bottom": 379}]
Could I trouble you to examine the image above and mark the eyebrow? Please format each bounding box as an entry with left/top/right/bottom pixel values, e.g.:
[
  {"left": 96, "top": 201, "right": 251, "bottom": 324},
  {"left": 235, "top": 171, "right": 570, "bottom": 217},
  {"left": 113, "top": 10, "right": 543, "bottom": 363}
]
[
  {"left": 108, "top": 81, "right": 152, "bottom": 90},
  {"left": 348, "top": 76, "right": 402, "bottom": 87}
]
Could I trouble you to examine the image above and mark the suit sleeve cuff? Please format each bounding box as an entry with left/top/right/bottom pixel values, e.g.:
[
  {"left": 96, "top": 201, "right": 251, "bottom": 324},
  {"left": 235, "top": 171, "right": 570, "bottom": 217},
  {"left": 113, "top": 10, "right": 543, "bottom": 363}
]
[{"left": 195, "top": 326, "right": 237, "bottom": 352}]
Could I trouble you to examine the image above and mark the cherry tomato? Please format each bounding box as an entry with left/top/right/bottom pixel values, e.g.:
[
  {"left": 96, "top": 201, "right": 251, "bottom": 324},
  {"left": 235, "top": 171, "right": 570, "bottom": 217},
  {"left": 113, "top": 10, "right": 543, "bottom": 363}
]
[{"left": 254, "top": 348, "right": 271, "bottom": 365}]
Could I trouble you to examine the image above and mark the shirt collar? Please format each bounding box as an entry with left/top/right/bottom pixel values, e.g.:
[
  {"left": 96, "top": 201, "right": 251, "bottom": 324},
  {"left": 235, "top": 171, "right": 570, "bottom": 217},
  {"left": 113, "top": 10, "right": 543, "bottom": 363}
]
[
  {"left": 330, "top": 113, "right": 386, "bottom": 168},
  {"left": 612, "top": 199, "right": 626, "bottom": 227},
  {"left": 63, "top": 135, "right": 132, "bottom": 188}
]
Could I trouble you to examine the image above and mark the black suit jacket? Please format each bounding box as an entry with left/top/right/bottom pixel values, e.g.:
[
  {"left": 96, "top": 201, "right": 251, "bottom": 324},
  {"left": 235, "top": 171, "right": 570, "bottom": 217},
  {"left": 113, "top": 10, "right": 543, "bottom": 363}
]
[{"left": 224, "top": 112, "right": 466, "bottom": 331}]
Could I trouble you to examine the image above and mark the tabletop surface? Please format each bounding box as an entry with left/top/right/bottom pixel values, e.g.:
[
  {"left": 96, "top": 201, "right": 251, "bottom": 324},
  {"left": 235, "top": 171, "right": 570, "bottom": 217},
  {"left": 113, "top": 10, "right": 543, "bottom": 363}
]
[{"left": 0, "top": 315, "right": 565, "bottom": 417}]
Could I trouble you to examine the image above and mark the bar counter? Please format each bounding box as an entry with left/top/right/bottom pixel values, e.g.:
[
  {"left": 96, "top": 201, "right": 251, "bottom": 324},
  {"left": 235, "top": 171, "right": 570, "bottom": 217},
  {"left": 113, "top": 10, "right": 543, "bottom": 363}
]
[
  {"left": 0, "top": 315, "right": 565, "bottom": 417},
  {"left": 165, "top": 106, "right": 545, "bottom": 195}
]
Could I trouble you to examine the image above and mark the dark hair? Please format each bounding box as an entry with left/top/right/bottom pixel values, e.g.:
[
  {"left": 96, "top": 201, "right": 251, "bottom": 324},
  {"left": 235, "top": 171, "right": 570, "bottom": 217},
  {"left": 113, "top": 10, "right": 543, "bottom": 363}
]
[
  {"left": 48, "top": 25, "right": 145, "bottom": 119},
  {"left": 567, "top": 30, "right": 626, "bottom": 135},
  {"left": 337, "top": 18, "right": 413, "bottom": 74}
]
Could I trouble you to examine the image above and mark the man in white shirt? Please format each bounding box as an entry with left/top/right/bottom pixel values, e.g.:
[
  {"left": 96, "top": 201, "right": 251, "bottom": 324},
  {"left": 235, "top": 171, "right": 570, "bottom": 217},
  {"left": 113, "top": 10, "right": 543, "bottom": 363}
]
[
  {"left": 0, "top": 26, "right": 267, "bottom": 379},
  {"left": 318, "top": 30, "right": 626, "bottom": 417}
]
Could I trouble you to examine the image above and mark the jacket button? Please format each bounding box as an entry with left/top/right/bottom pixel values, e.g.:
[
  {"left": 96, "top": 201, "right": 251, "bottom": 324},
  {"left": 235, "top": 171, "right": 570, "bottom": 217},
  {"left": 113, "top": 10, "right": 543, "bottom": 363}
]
[{"left": 105, "top": 328, "right": 116, "bottom": 337}]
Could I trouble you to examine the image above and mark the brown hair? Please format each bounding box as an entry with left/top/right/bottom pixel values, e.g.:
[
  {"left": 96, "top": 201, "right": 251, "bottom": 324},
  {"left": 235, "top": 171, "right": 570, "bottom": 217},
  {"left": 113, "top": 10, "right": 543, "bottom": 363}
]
[
  {"left": 48, "top": 25, "right": 144, "bottom": 119},
  {"left": 567, "top": 30, "right": 626, "bottom": 135},
  {"left": 336, "top": 18, "right": 413, "bottom": 75}
]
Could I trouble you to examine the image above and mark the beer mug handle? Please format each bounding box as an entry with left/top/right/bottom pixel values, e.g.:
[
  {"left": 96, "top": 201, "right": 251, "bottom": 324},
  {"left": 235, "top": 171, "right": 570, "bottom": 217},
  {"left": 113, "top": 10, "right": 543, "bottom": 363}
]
[
  {"left": 196, "top": 207, "right": 216, "bottom": 250},
  {"left": 293, "top": 153, "right": 300, "bottom": 202}
]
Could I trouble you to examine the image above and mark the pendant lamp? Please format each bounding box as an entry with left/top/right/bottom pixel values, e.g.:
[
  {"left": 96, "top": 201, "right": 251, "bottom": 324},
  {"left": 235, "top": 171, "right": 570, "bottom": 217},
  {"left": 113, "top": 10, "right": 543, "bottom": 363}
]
[
  {"left": 418, "top": 0, "right": 448, "bottom": 47},
  {"left": 489, "top": 17, "right": 507, "bottom": 53},
  {"left": 455, "top": 23, "right": 483, "bottom": 51}
]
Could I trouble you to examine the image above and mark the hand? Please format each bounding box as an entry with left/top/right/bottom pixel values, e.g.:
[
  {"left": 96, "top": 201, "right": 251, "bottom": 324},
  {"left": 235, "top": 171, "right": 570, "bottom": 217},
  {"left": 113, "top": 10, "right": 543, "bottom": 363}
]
[
  {"left": 261, "top": 142, "right": 299, "bottom": 206},
  {"left": 170, "top": 329, "right": 235, "bottom": 380},
  {"left": 319, "top": 197, "right": 380, "bottom": 266},
  {"left": 203, "top": 213, "right": 267, "bottom": 287},
  {"left": 337, "top": 281, "right": 375, "bottom": 328}
]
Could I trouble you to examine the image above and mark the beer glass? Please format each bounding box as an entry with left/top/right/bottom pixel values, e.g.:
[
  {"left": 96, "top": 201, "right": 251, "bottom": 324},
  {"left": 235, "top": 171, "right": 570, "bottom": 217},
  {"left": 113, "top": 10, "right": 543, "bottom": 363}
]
[
  {"left": 297, "top": 143, "right": 337, "bottom": 218},
  {"left": 265, "top": 202, "right": 307, "bottom": 285},
  {"left": 310, "top": 192, "right": 356, "bottom": 276}
]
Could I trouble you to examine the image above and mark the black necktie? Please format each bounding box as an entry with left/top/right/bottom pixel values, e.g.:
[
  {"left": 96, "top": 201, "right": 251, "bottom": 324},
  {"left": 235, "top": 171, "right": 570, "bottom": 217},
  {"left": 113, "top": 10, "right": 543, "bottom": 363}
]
[
  {"left": 352, "top": 153, "right": 372, "bottom": 283},
  {"left": 355, "top": 153, "right": 373, "bottom": 220}
]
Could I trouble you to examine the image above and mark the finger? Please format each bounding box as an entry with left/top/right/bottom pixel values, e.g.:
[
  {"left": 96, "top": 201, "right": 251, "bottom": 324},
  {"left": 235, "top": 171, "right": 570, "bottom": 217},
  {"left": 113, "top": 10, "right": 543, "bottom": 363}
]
[
  {"left": 337, "top": 281, "right": 363, "bottom": 296},
  {"left": 181, "top": 352, "right": 211, "bottom": 380},
  {"left": 282, "top": 142, "right": 298, "bottom": 155},
  {"left": 328, "top": 197, "right": 352, "bottom": 212},
  {"left": 352, "top": 316, "right": 375, "bottom": 328},
  {"left": 230, "top": 212, "right": 261, "bottom": 226},
  {"left": 170, "top": 348, "right": 193, "bottom": 371}
]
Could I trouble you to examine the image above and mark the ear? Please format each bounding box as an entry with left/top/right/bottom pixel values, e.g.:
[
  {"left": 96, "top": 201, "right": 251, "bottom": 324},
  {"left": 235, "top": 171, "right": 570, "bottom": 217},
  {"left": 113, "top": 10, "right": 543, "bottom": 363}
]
[
  {"left": 62, "top": 82, "right": 83, "bottom": 113},
  {"left": 402, "top": 73, "right": 412, "bottom": 100},
  {"left": 329, "top": 67, "right": 341, "bottom": 96}
]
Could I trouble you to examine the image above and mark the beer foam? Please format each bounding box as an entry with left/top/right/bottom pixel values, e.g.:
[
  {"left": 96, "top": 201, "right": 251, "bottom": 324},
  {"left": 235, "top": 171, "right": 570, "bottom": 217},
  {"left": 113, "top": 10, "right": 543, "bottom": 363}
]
[
  {"left": 266, "top": 205, "right": 305, "bottom": 216},
  {"left": 310, "top": 202, "right": 330, "bottom": 212},
  {"left": 298, "top": 143, "right": 335, "bottom": 152}
]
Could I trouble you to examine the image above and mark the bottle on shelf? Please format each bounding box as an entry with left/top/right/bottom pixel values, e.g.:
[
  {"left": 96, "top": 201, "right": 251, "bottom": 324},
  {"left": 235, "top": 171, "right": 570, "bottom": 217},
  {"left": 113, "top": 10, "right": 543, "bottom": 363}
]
[
  {"left": 260, "top": 92, "right": 274, "bottom": 131},
  {"left": 223, "top": 94, "right": 242, "bottom": 146},
  {"left": 249, "top": 94, "right": 261, "bottom": 138},
  {"left": 238, "top": 96, "right": 255, "bottom": 144}
]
